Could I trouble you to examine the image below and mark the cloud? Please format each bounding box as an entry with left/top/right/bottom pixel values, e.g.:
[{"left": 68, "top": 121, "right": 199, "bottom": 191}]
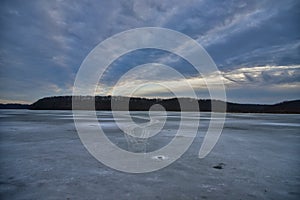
[
  {"left": 0, "top": 0, "right": 299, "bottom": 103},
  {"left": 222, "top": 65, "right": 300, "bottom": 85},
  {"left": 95, "top": 64, "right": 300, "bottom": 104}
]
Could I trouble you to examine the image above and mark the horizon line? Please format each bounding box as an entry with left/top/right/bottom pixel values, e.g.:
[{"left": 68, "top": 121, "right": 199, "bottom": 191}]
[{"left": 1, "top": 95, "right": 299, "bottom": 106}]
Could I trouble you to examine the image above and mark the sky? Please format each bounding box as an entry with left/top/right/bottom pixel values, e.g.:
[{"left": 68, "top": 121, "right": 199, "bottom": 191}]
[{"left": 0, "top": 0, "right": 299, "bottom": 104}]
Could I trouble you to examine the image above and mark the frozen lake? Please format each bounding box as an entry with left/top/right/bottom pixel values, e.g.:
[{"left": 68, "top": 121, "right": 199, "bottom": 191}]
[{"left": 0, "top": 110, "right": 299, "bottom": 200}]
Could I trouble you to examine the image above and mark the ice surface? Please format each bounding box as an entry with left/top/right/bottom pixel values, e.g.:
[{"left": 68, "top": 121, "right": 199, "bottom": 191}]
[{"left": 0, "top": 110, "right": 299, "bottom": 199}]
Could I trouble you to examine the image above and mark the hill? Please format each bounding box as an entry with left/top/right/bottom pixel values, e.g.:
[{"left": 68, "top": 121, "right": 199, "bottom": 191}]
[{"left": 29, "top": 96, "right": 300, "bottom": 114}]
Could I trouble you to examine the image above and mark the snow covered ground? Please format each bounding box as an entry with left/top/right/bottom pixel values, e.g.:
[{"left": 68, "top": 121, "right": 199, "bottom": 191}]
[{"left": 0, "top": 110, "right": 299, "bottom": 200}]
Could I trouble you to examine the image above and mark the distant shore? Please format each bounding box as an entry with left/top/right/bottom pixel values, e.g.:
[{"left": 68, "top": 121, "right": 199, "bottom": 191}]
[{"left": 1, "top": 96, "right": 299, "bottom": 114}]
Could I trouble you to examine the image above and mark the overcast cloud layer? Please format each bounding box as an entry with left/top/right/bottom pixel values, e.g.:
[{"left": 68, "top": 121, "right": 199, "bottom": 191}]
[{"left": 0, "top": 0, "right": 299, "bottom": 104}]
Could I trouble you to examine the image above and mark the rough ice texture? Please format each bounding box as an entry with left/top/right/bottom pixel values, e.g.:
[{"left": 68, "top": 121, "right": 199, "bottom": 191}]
[{"left": 0, "top": 110, "right": 299, "bottom": 200}]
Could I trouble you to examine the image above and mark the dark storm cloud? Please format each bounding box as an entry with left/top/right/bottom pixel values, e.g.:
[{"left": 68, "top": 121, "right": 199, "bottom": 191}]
[
  {"left": 204, "top": 1, "right": 300, "bottom": 68},
  {"left": 0, "top": 0, "right": 299, "bottom": 103}
]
